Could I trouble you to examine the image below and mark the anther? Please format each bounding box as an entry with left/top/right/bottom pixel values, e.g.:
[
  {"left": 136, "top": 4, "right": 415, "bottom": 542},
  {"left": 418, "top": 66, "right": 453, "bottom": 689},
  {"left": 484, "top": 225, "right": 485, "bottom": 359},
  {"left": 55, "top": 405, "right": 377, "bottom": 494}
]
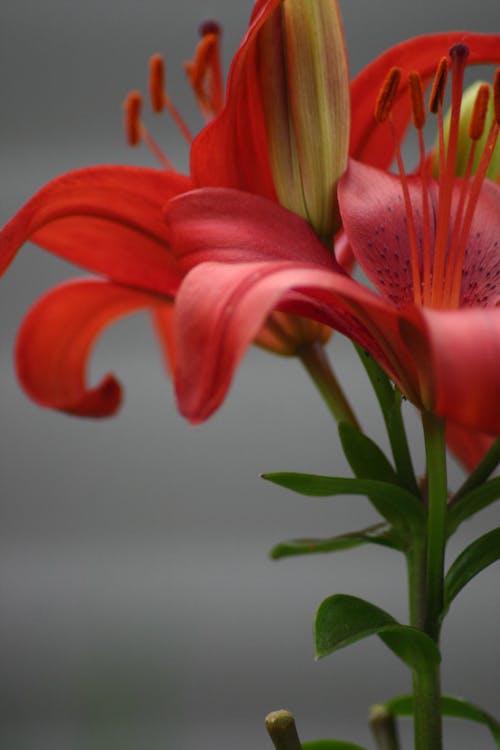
[
  {"left": 494, "top": 69, "right": 500, "bottom": 124},
  {"left": 199, "top": 20, "right": 221, "bottom": 37},
  {"left": 375, "top": 67, "right": 401, "bottom": 123},
  {"left": 124, "top": 91, "right": 142, "bottom": 146},
  {"left": 149, "top": 54, "right": 165, "bottom": 113},
  {"left": 468, "top": 84, "right": 490, "bottom": 141},
  {"left": 408, "top": 71, "right": 426, "bottom": 129},
  {"left": 429, "top": 58, "right": 448, "bottom": 114}
]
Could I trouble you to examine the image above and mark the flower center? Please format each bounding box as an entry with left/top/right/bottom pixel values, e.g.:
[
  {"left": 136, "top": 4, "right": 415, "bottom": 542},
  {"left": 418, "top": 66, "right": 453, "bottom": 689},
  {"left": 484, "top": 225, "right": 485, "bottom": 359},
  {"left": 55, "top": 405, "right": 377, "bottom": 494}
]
[
  {"left": 123, "top": 21, "right": 224, "bottom": 169},
  {"left": 375, "top": 46, "right": 500, "bottom": 310}
]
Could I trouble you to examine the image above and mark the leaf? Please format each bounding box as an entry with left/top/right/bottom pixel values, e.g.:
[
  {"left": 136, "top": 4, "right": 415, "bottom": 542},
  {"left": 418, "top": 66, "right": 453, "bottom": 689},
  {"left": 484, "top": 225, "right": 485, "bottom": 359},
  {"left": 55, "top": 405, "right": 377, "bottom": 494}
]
[
  {"left": 315, "top": 594, "right": 440, "bottom": 672},
  {"left": 448, "top": 476, "right": 500, "bottom": 535},
  {"left": 442, "top": 526, "right": 500, "bottom": 617},
  {"left": 386, "top": 694, "right": 500, "bottom": 747},
  {"left": 338, "top": 422, "right": 399, "bottom": 484},
  {"left": 270, "top": 523, "right": 403, "bottom": 560},
  {"left": 262, "top": 473, "right": 425, "bottom": 535},
  {"left": 303, "top": 741, "right": 367, "bottom": 750}
]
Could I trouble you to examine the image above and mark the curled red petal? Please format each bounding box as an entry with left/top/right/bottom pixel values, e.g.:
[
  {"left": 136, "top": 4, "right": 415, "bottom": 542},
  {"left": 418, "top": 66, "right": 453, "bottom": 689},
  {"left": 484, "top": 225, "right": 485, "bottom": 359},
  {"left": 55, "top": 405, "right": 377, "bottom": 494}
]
[
  {"left": 16, "top": 279, "right": 168, "bottom": 417},
  {"left": 190, "top": 1, "right": 280, "bottom": 197},
  {"left": 350, "top": 32, "right": 500, "bottom": 168},
  {"left": 174, "top": 260, "right": 415, "bottom": 423},
  {"left": 1, "top": 166, "right": 192, "bottom": 295}
]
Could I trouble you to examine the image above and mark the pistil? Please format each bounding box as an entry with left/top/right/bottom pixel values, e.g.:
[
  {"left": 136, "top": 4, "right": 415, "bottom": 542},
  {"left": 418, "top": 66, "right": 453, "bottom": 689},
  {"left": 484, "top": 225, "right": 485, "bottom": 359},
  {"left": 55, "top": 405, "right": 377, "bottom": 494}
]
[{"left": 431, "top": 44, "right": 469, "bottom": 307}]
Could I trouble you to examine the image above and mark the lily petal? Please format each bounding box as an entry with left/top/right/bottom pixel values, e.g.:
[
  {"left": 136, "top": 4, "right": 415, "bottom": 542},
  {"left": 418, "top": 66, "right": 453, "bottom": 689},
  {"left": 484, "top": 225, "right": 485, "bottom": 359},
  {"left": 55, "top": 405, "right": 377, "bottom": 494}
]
[
  {"left": 400, "top": 307, "right": 500, "bottom": 435},
  {"left": 446, "top": 421, "right": 495, "bottom": 472},
  {"left": 190, "top": 1, "right": 280, "bottom": 197},
  {"left": 338, "top": 160, "right": 434, "bottom": 305},
  {"left": 174, "top": 259, "right": 415, "bottom": 422},
  {"left": 350, "top": 32, "right": 500, "bottom": 169},
  {"left": 1, "top": 166, "right": 192, "bottom": 295},
  {"left": 166, "top": 187, "right": 339, "bottom": 273},
  {"left": 16, "top": 279, "right": 168, "bottom": 417}
]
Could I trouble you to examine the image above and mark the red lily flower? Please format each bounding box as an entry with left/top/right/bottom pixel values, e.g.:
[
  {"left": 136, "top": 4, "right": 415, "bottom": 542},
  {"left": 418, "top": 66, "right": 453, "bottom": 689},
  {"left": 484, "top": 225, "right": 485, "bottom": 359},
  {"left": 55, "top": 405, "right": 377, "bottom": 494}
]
[
  {"left": 1, "top": 0, "right": 499, "bottom": 433},
  {"left": 166, "top": 45, "right": 500, "bottom": 451}
]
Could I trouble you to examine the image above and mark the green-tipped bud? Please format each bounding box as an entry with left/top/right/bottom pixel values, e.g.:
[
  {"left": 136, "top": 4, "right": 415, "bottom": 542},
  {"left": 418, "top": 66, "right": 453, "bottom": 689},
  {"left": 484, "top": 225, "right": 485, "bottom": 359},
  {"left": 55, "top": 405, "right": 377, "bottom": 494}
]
[
  {"left": 257, "top": 0, "right": 350, "bottom": 238},
  {"left": 431, "top": 80, "right": 500, "bottom": 181},
  {"left": 369, "top": 704, "right": 401, "bottom": 750},
  {"left": 265, "top": 710, "right": 302, "bottom": 750}
]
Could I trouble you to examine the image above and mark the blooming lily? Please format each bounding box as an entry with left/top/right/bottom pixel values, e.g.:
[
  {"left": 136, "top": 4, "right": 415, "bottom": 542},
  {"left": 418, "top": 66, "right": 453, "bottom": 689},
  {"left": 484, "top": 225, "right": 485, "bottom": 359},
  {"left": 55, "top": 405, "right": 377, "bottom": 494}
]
[
  {"left": 0, "top": 0, "right": 499, "bottom": 436},
  {"left": 166, "top": 44, "right": 500, "bottom": 453}
]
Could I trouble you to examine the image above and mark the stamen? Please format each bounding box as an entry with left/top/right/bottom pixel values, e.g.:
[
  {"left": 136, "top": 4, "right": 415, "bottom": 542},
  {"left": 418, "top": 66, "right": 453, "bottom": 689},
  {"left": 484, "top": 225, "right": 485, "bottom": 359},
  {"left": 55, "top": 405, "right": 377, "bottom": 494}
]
[
  {"left": 494, "top": 68, "right": 500, "bottom": 124},
  {"left": 447, "top": 71, "right": 500, "bottom": 307},
  {"left": 409, "top": 72, "right": 426, "bottom": 129},
  {"left": 149, "top": 54, "right": 165, "bottom": 113},
  {"left": 124, "top": 91, "right": 142, "bottom": 146},
  {"left": 408, "top": 72, "right": 432, "bottom": 302},
  {"left": 429, "top": 58, "right": 448, "bottom": 114},
  {"left": 148, "top": 54, "right": 194, "bottom": 144},
  {"left": 468, "top": 83, "right": 490, "bottom": 141},
  {"left": 374, "top": 67, "right": 401, "bottom": 123},
  {"left": 443, "top": 86, "right": 489, "bottom": 304},
  {"left": 123, "top": 90, "right": 174, "bottom": 170}
]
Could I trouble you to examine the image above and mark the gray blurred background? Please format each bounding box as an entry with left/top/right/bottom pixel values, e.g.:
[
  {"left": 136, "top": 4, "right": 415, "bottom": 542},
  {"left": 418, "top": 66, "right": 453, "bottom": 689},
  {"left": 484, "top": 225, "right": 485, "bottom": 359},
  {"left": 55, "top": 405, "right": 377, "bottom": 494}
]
[{"left": 1, "top": 1, "right": 499, "bottom": 748}]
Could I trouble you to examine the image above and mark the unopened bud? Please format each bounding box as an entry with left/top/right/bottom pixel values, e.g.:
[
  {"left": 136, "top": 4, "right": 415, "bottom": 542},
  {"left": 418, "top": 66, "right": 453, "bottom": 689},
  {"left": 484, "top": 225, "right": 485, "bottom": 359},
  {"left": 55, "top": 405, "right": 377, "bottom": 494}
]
[{"left": 257, "top": 0, "right": 350, "bottom": 238}]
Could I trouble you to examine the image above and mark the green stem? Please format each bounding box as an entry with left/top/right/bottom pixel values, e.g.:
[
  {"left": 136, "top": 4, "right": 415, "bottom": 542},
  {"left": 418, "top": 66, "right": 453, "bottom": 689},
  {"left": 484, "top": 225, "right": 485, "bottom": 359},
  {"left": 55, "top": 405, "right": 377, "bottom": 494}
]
[
  {"left": 406, "top": 411, "right": 448, "bottom": 750},
  {"left": 299, "top": 342, "right": 360, "bottom": 428},
  {"left": 355, "top": 346, "right": 419, "bottom": 495},
  {"left": 412, "top": 668, "right": 442, "bottom": 750},
  {"left": 406, "top": 539, "right": 427, "bottom": 632},
  {"left": 451, "top": 437, "right": 500, "bottom": 504},
  {"left": 423, "top": 412, "right": 448, "bottom": 638}
]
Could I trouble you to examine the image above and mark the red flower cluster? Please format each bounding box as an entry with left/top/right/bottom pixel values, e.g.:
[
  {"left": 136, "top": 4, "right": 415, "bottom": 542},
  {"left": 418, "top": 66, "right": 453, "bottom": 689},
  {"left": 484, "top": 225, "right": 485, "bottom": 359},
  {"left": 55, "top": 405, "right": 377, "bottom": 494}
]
[{"left": 1, "top": 0, "right": 499, "bottom": 469}]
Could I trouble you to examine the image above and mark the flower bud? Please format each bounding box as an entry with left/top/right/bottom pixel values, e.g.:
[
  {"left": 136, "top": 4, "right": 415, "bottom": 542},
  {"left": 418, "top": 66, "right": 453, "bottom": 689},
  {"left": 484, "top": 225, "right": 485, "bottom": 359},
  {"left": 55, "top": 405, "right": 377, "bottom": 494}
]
[
  {"left": 431, "top": 80, "right": 500, "bottom": 181},
  {"left": 256, "top": 0, "right": 350, "bottom": 238}
]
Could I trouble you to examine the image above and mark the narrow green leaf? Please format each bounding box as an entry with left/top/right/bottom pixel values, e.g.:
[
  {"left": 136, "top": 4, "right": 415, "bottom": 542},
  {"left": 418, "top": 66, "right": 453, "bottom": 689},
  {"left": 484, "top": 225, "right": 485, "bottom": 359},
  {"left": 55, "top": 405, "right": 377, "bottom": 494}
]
[
  {"left": 338, "top": 422, "right": 399, "bottom": 484},
  {"left": 315, "top": 594, "right": 440, "bottom": 672},
  {"left": 303, "top": 741, "right": 367, "bottom": 750},
  {"left": 262, "top": 473, "right": 425, "bottom": 534},
  {"left": 271, "top": 524, "right": 402, "bottom": 560},
  {"left": 448, "top": 476, "right": 500, "bottom": 535},
  {"left": 443, "top": 526, "right": 500, "bottom": 616},
  {"left": 386, "top": 694, "right": 500, "bottom": 747}
]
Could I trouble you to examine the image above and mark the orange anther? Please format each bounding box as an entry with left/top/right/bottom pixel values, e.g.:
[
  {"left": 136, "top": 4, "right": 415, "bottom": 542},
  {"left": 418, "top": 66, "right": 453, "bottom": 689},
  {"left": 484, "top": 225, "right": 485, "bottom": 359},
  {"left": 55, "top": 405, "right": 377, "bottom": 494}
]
[
  {"left": 494, "top": 69, "right": 500, "bottom": 125},
  {"left": 124, "top": 91, "right": 142, "bottom": 146},
  {"left": 374, "top": 67, "right": 401, "bottom": 123},
  {"left": 468, "top": 84, "right": 490, "bottom": 141},
  {"left": 429, "top": 57, "right": 448, "bottom": 114},
  {"left": 408, "top": 71, "right": 426, "bottom": 129},
  {"left": 149, "top": 54, "right": 165, "bottom": 113}
]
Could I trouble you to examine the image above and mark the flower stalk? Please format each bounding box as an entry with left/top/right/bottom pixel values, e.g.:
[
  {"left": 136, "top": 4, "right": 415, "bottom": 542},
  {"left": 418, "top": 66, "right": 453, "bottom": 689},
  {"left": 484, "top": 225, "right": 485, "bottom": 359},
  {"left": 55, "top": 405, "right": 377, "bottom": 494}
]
[{"left": 299, "top": 342, "right": 360, "bottom": 429}]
